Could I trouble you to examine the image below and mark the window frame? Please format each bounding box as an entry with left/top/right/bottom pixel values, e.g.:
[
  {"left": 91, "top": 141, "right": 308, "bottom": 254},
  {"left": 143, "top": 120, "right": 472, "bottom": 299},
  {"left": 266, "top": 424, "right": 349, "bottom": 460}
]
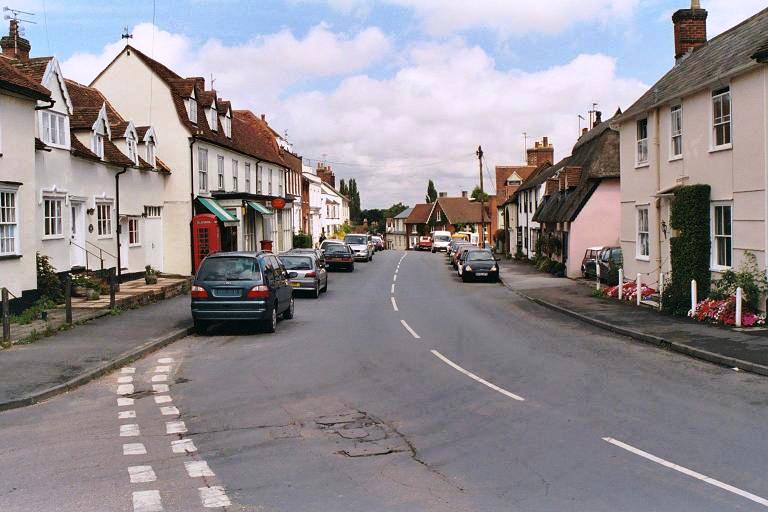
[
  {"left": 146, "top": 139, "right": 156, "bottom": 166},
  {"left": 245, "top": 162, "right": 251, "bottom": 193},
  {"left": 127, "top": 134, "right": 138, "bottom": 164},
  {"left": 198, "top": 147, "right": 208, "bottom": 193},
  {"left": 96, "top": 202, "right": 113, "bottom": 239},
  {"left": 711, "top": 87, "right": 732, "bottom": 151},
  {"left": 670, "top": 105, "right": 683, "bottom": 160},
  {"left": 232, "top": 159, "right": 239, "bottom": 192},
  {"left": 92, "top": 133, "right": 104, "bottom": 159},
  {"left": 188, "top": 96, "right": 198, "bottom": 124},
  {"left": 128, "top": 218, "right": 141, "bottom": 247},
  {"left": 217, "top": 155, "right": 225, "bottom": 190},
  {"left": 0, "top": 186, "right": 20, "bottom": 256},
  {"left": 40, "top": 110, "right": 69, "bottom": 148},
  {"left": 711, "top": 202, "right": 733, "bottom": 270},
  {"left": 636, "top": 118, "right": 649, "bottom": 167},
  {"left": 42, "top": 196, "right": 65, "bottom": 239},
  {"left": 636, "top": 206, "right": 650, "bottom": 261}
]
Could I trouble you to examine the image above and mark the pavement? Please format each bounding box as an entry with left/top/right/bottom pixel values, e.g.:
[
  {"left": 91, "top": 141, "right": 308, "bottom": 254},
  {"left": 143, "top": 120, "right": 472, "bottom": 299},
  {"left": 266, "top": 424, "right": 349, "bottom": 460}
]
[
  {"left": 0, "top": 294, "right": 191, "bottom": 410},
  {"left": 498, "top": 258, "right": 768, "bottom": 376}
]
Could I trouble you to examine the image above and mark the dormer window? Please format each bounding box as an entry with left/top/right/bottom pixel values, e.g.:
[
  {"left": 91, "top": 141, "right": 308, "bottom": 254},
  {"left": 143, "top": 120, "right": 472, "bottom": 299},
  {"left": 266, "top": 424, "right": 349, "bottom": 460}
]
[
  {"left": 146, "top": 137, "right": 156, "bottom": 166},
  {"left": 209, "top": 106, "right": 217, "bottom": 131},
  {"left": 127, "top": 133, "right": 138, "bottom": 164},
  {"left": 188, "top": 93, "right": 198, "bottom": 124},
  {"left": 40, "top": 111, "right": 69, "bottom": 148},
  {"left": 92, "top": 133, "right": 104, "bottom": 159},
  {"left": 222, "top": 111, "right": 231, "bottom": 138}
]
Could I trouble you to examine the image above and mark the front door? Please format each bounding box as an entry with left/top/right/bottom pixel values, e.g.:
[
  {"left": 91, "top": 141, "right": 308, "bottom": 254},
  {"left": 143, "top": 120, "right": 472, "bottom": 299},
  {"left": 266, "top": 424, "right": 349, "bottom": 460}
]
[
  {"left": 119, "top": 218, "right": 129, "bottom": 270},
  {"left": 69, "top": 202, "right": 85, "bottom": 268},
  {"left": 144, "top": 215, "right": 164, "bottom": 272}
]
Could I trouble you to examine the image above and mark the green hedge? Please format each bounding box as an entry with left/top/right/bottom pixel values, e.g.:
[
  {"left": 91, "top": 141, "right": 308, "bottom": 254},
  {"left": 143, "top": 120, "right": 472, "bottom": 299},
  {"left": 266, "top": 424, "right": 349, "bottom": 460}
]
[
  {"left": 292, "top": 232, "right": 313, "bottom": 249},
  {"left": 662, "top": 184, "right": 711, "bottom": 315}
]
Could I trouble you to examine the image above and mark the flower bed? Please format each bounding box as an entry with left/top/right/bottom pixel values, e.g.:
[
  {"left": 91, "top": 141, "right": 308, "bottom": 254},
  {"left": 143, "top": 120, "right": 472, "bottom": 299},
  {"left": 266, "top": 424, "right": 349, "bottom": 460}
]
[
  {"left": 603, "top": 281, "right": 656, "bottom": 302},
  {"left": 688, "top": 296, "right": 766, "bottom": 327}
]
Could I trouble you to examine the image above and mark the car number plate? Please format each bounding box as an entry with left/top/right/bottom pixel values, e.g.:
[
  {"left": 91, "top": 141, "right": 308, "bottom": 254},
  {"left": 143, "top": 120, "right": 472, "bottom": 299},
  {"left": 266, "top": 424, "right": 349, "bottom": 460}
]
[
  {"left": 290, "top": 282, "right": 300, "bottom": 287},
  {"left": 475, "top": 273, "right": 488, "bottom": 277}
]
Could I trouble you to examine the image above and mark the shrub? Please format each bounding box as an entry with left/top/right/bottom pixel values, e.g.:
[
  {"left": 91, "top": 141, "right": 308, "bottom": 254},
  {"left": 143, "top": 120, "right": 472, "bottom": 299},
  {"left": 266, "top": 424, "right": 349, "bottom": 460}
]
[
  {"left": 710, "top": 252, "right": 768, "bottom": 311},
  {"left": 293, "top": 231, "right": 313, "bottom": 249},
  {"left": 514, "top": 249, "right": 526, "bottom": 260},
  {"left": 36, "top": 253, "right": 63, "bottom": 303}
]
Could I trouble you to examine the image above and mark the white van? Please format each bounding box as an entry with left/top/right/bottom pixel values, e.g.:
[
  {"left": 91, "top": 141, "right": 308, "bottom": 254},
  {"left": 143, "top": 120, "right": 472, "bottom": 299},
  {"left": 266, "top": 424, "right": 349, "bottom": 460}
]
[{"left": 431, "top": 231, "right": 452, "bottom": 252}]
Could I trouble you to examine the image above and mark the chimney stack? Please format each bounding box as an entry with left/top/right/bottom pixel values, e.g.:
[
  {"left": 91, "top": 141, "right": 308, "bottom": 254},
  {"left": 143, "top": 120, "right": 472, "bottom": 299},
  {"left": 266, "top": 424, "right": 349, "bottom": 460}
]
[
  {"left": 581, "top": 127, "right": 589, "bottom": 136},
  {"left": 0, "top": 19, "right": 31, "bottom": 61},
  {"left": 438, "top": 191, "right": 448, "bottom": 198},
  {"left": 673, "top": 1, "right": 708, "bottom": 63},
  {"left": 526, "top": 137, "right": 554, "bottom": 166},
  {"left": 461, "top": 190, "right": 468, "bottom": 199},
  {"left": 593, "top": 111, "right": 602, "bottom": 127},
  {"left": 316, "top": 162, "right": 336, "bottom": 188}
]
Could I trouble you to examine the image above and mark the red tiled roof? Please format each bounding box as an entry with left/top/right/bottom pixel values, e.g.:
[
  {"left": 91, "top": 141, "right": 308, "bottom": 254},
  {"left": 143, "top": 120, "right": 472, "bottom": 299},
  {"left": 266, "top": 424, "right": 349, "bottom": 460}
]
[
  {"left": 136, "top": 126, "right": 150, "bottom": 139},
  {"left": 155, "top": 157, "right": 172, "bottom": 174},
  {"left": 437, "top": 197, "right": 490, "bottom": 225},
  {"left": 35, "top": 138, "right": 50, "bottom": 151},
  {"left": 69, "top": 136, "right": 101, "bottom": 162},
  {"left": 65, "top": 79, "right": 128, "bottom": 131},
  {"left": 405, "top": 203, "right": 433, "bottom": 224},
  {"left": 232, "top": 110, "right": 285, "bottom": 167},
  {"left": 0, "top": 57, "right": 50, "bottom": 100},
  {"left": 7, "top": 56, "right": 52, "bottom": 85}
]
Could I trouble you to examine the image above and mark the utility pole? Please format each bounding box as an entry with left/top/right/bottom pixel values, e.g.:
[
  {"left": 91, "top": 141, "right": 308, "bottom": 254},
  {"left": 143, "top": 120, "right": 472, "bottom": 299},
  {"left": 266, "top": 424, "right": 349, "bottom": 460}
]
[{"left": 476, "top": 145, "right": 486, "bottom": 248}]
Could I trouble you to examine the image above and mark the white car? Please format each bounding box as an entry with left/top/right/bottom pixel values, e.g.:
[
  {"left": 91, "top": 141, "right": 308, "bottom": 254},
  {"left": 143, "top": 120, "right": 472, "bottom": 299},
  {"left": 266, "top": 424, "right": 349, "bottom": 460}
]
[
  {"left": 344, "top": 234, "right": 374, "bottom": 262},
  {"left": 431, "top": 231, "right": 452, "bottom": 252}
]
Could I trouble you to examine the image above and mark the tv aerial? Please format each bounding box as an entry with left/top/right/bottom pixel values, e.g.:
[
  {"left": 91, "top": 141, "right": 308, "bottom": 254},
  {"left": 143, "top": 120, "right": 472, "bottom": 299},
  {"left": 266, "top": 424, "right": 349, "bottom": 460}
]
[{"left": 3, "top": 6, "right": 36, "bottom": 24}]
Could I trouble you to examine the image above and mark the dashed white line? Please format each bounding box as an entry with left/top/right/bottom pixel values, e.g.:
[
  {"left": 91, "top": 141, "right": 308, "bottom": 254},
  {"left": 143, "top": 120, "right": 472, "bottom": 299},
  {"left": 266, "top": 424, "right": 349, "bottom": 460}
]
[
  {"left": 171, "top": 438, "right": 197, "bottom": 454},
  {"left": 151, "top": 374, "right": 168, "bottom": 383},
  {"left": 128, "top": 465, "right": 157, "bottom": 483},
  {"left": 152, "top": 384, "right": 169, "bottom": 393},
  {"left": 120, "top": 424, "right": 141, "bottom": 437},
  {"left": 117, "top": 376, "right": 133, "bottom": 384},
  {"left": 603, "top": 437, "right": 768, "bottom": 507},
  {"left": 430, "top": 350, "right": 525, "bottom": 401},
  {"left": 391, "top": 284, "right": 395, "bottom": 294},
  {"left": 198, "top": 486, "right": 231, "bottom": 508},
  {"left": 154, "top": 395, "right": 172, "bottom": 404},
  {"left": 391, "top": 297, "right": 399, "bottom": 312},
  {"left": 154, "top": 365, "right": 171, "bottom": 373},
  {"left": 119, "top": 410, "right": 137, "bottom": 419},
  {"left": 160, "top": 406, "right": 179, "bottom": 416},
  {"left": 166, "top": 420, "right": 187, "bottom": 434},
  {"left": 132, "top": 490, "right": 163, "bottom": 512},
  {"left": 393, "top": 274, "right": 398, "bottom": 282},
  {"left": 118, "top": 397, "right": 135, "bottom": 407},
  {"left": 185, "top": 460, "right": 215, "bottom": 478},
  {"left": 157, "top": 357, "right": 174, "bottom": 364},
  {"left": 400, "top": 320, "right": 421, "bottom": 339},
  {"left": 123, "top": 443, "right": 147, "bottom": 455},
  {"left": 121, "top": 367, "right": 136, "bottom": 374},
  {"left": 117, "top": 384, "right": 135, "bottom": 395}
]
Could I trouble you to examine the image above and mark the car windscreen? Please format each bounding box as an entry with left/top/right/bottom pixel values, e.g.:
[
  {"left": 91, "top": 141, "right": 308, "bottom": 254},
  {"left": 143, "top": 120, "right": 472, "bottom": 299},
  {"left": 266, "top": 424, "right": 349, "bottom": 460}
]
[
  {"left": 434, "top": 235, "right": 451, "bottom": 242},
  {"left": 325, "top": 245, "right": 351, "bottom": 255},
  {"left": 467, "top": 251, "right": 494, "bottom": 261},
  {"left": 344, "top": 235, "right": 368, "bottom": 245},
  {"left": 197, "top": 257, "right": 262, "bottom": 282},
  {"left": 279, "top": 256, "right": 313, "bottom": 270}
]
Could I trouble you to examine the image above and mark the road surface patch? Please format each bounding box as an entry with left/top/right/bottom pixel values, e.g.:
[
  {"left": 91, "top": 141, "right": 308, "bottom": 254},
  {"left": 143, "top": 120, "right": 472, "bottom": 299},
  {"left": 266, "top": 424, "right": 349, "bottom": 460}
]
[
  {"left": 132, "top": 490, "right": 163, "bottom": 512},
  {"left": 603, "top": 437, "right": 768, "bottom": 507},
  {"left": 400, "top": 320, "right": 421, "bottom": 339},
  {"left": 430, "top": 350, "right": 525, "bottom": 401}
]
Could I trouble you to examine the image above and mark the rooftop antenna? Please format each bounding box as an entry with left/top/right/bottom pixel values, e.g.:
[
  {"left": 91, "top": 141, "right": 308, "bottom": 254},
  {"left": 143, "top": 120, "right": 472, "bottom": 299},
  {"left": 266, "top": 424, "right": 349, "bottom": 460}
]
[
  {"left": 587, "top": 102, "right": 599, "bottom": 128},
  {"left": 522, "top": 132, "right": 528, "bottom": 164},
  {"left": 210, "top": 73, "right": 216, "bottom": 90},
  {"left": 3, "top": 7, "right": 35, "bottom": 58},
  {"left": 577, "top": 114, "right": 585, "bottom": 136},
  {"left": 121, "top": 26, "right": 133, "bottom": 44}
]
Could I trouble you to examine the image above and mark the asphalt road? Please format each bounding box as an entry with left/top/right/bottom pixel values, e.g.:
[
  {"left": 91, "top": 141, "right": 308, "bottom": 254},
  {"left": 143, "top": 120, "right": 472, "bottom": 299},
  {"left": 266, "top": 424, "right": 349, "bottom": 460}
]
[{"left": 2, "top": 249, "right": 768, "bottom": 511}]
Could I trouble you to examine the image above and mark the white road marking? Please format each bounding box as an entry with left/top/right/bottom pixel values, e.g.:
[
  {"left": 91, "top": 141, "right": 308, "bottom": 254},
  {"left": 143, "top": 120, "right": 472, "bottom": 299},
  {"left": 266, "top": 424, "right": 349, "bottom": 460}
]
[
  {"left": 199, "top": 486, "right": 231, "bottom": 508},
  {"left": 132, "top": 490, "right": 163, "bottom": 512},
  {"left": 117, "top": 384, "right": 135, "bottom": 395},
  {"left": 121, "top": 367, "right": 136, "bottom": 374},
  {"left": 166, "top": 421, "right": 187, "bottom": 434},
  {"left": 117, "top": 376, "right": 133, "bottom": 384},
  {"left": 393, "top": 274, "right": 397, "bottom": 282},
  {"left": 154, "top": 395, "right": 172, "bottom": 404},
  {"left": 128, "top": 465, "right": 157, "bottom": 483},
  {"left": 602, "top": 437, "right": 768, "bottom": 507},
  {"left": 431, "top": 350, "right": 525, "bottom": 401},
  {"left": 151, "top": 374, "right": 168, "bottom": 383},
  {"left": 157, "top": 357, "right": 174, "bottom": 364},
  {"left": 154, "top": 365, "right": 171, "bottom": 373},
  {"left": 391, "top": 284, "right": 395, "bottom": 294},
  {"left": 185, "top": 460, "right": 215, "bottom": 478},
  {"left": 119, "top": 410, "right": 137, "bottom": 419},
  {"left": 152, "top": 384, "right": 169, "bottom": 393},
  {"left": 118, "top": 397, "right": 135, "bottom": 407},
  {"left": 120, "top": 424, "right": 141, "bottom": 437},
  {"left": 123, "top": 443, "right": 147, "bottom": 455},
  {"left": 171, "top": 438, "right": 197, "bottom": 454},
  {"left": 160, "top": 406, "right": 179, "bottom": 416},
  {"left": 391, "top": 297, "right": 399, "bottom": 312},
  {"left": 400, "top": 320, "right": 421, "bottom": 339}
]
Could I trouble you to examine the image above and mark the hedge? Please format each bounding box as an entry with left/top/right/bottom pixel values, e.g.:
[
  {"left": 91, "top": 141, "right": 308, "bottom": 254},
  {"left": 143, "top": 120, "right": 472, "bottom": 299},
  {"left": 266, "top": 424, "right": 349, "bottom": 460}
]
[{"left": 292, "top": 232, "right": 313, "bottom": 249}]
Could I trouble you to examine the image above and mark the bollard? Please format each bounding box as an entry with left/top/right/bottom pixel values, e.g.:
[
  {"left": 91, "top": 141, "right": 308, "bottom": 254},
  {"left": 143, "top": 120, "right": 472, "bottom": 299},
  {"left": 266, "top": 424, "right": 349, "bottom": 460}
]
[
  {"left": 658, "top": 273, "right": 664, "bottom": 311},
  {"left": 65, "top": 274, "right": 72, "bottom": 325},
  {"left": 618, "top": 268, "right": 624, "bottom": 300},
  {"left": 636, "top": 274, "right": 642, "bottom": 306},
  {"left": 691, "top": 279, "right": 698, "bottom": 314},
  {"left": 2, "top": 288, "right": 10, "bottom": 348},
  {"left": 596, "top": 263, "right": 601, "bottom": 291},
  {"left": 109, "top": 268, "right": 116, "bottom": 310},
  {"left": 736, "top": 287, "right": 743, "bottom": 328}
]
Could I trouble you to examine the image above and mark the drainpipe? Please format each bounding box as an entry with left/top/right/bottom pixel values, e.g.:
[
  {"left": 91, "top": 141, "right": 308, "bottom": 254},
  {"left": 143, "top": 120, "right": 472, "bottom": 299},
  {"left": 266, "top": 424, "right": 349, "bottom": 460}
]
[
  {"left": 189, "top": 136, "right": 196, "bottom": 275},
  {"left": 115, "top": 167, "right": 128, "bottom": 277},
  {"left": 654, "top": 107, "right": 663, "bottom": 284},
  {"left": 763, "top": 66, "right": 768, "bottom": 289}
]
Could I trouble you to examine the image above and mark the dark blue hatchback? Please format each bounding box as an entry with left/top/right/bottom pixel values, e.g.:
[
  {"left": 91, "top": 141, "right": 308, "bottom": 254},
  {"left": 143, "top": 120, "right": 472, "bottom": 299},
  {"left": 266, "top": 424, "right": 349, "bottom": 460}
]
[{"left": 191, "top": 251, "right": 296, "bottom": 333}]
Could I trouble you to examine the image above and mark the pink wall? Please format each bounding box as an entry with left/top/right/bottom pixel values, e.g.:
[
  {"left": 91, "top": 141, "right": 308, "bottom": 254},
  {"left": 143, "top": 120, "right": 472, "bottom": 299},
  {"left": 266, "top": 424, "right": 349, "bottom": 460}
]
[{"left": 567, "top": 179, "right": 620, "bottom": 278}]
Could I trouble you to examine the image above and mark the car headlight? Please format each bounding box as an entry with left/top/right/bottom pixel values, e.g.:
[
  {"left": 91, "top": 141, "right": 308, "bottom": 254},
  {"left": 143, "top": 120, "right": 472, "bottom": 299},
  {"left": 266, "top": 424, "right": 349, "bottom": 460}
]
[
  {"left": 490, "top": 266, "right": 497, "bottom": 271},
  {"left": 465, "top": 265, "right": 472, "bottom": 271}
]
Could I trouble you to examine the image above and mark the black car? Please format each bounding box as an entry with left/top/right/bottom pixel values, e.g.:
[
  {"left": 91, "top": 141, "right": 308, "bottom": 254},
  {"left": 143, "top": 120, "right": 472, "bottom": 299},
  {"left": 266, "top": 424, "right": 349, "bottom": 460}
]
[
  {"left": 323, "top": 243, "right": 355, "bottom": 271},
  {"left": 191, "top": 251, "right": 296, "bottom": 334},
  {"left": 459, "top": 249, "right": 499, "bottom": 282}
]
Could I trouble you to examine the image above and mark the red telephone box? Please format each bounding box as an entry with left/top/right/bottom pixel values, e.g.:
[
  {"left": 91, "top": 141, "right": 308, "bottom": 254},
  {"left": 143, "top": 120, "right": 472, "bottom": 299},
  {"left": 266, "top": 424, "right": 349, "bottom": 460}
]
[{"left": 192, "top": 213, "right": 221, "bottom": 272}]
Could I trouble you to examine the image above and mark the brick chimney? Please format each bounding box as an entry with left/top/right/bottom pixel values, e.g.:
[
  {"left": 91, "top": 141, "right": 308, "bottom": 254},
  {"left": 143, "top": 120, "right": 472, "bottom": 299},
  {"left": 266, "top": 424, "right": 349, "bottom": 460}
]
[
  {"left": 593, "top": 111, "right": 602, "bottom": 128},
  {"left": 461, "top": 190, "right": 468, "bottom": 199},
  {"left": 438, "top": 191, "right": 448, "bottom": 198},
  {"left": 673, "top": 1, "right": 707, "bottom": 63},
  {"left": 0, "top": 19, "right": 31, "bottom": 61},
  {"left": 316, "top": 162, "right": 335, "bottom": 188},
  {"left": 526, "top": 137, "right": 554, "bottom": 166}
]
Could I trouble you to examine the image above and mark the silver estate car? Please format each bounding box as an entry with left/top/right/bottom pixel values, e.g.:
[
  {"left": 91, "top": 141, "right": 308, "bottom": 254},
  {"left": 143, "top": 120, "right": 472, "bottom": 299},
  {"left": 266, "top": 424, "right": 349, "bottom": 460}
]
[{"left": 278, "top": 253, "right": 328, "bottom": 298}]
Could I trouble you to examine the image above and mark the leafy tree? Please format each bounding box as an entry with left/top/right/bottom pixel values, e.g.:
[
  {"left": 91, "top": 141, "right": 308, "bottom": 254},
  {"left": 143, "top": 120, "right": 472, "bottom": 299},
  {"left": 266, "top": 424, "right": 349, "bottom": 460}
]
[
  {"left": 425, "top": 180, "right": 438, "bottom": 203},
  {"left": 471, "top": 186, "right": 490, "bottom": 202},
  {"left": 347, "top": 178, "right": 362, "bottom": 223},
  {"left": 338, "top": 179, "right": 347, "bottom": 196}
]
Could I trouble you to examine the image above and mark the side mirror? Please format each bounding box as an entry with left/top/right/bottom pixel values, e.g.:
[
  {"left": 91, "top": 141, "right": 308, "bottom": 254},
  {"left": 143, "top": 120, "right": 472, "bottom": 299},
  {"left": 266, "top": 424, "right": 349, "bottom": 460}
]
[{"left": 288, "top": 271, "right": 298, "bottom": 279}]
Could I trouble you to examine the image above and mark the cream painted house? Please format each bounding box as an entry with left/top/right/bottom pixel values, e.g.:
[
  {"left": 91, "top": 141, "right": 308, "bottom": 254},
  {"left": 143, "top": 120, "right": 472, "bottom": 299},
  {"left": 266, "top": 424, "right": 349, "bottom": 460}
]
[
  {"left": 302, "top": 164, "right": 323, "bottom": 245},
  {"left": 619, "top": 5, "right": 768, "bottom": 289},
  {"left": 91, "top": 46, "right": 292, "bottom": 274}
]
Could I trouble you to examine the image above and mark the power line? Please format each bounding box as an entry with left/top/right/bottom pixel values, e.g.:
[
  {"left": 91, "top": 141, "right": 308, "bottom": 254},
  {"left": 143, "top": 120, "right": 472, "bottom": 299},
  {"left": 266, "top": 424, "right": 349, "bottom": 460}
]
[{"left": 303, "top": 153, "right": 476, "bottom": 170}]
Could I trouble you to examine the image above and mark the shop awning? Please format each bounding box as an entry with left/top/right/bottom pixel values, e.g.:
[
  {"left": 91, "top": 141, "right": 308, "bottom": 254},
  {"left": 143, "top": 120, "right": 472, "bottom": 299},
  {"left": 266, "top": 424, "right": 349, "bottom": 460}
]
[
  {"left": 247, "top": 201, "right": 272, "bottom": 215},
  {"left": 198, "top": 197, "right": 237, "bottom": 223}
]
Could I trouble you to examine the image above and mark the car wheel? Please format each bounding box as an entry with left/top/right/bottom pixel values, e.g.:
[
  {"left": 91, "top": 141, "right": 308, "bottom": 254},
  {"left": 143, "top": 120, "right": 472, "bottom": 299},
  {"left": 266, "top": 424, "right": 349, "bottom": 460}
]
[
  {"left": 349, "top": 263, "right": 355, "bottom": 272},
  {"left": 321, "top": 280, "right": 328, "bottom": 292},
  {"left": 283, "top": 296, "right": 295, "bottom": 319},
  {"left": 313, "top": 284, "right": 320, "bottom": 299},
  {"left": 264, "top": 307, "right": 277, "bottom": 333},
  {"left": 462, "top": 273, "right": 470, "bottom": 283},
  {"left": 193, "top": 319, "right": 208, "bottom": 335}
]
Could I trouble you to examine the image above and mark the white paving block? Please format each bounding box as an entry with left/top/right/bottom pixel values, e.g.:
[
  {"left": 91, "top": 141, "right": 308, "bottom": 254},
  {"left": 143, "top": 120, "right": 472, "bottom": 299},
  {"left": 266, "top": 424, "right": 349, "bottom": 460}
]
[
  {"left": 123, "top": 443, "right": 147, "bottom": 455},
  {"left": 151, "top": 374, "right": 168, "bottom": 383},
  {"left": 128, "top": 465, "right": 157, "bottom": 483},
  {"left": 198, "top": 486, "right": 231, "bottom": 508},
  {"left": 118, "top": 410, "right": 136, "bottom": 419},
  {"left": 171, "top": 438, "right": 197, "bottom": 454},
  {"left": 154, "top": 365, "right": 171, "bottom": 373},
  {"left": 157, "top": 357, "right": 174, "bottom": 364},
  {"left": 117, "top": 384, "right": 135, "bottom": 395},
  {"left": 121, "top": 367, "right": 136, "bottom": 374},
  {"left": 165, "top": 421, "right": 187, "bottom": 434},
  {"left": 117, "top": 397, "right": 134, "bottom": 407},
  {"left": 154, "top": 395, "right": 172, "bottom": 404},
  {"left": 152, "top": 384, "right": 169, "bottom": 393},
  {"left": 120, "top": 424, "right": 140, "bottom": 437},
  {"left": 185, "top": 460, "right": 215, "bottom": 478},
  {"left": 132, "top": 490, "right": 163, "bottom": 512},
  {"left": 117, "top": 376, "right": 133, "bottom": 384},
  {"left": 160, "top": 406, "right": 179, "bottom": 416}
]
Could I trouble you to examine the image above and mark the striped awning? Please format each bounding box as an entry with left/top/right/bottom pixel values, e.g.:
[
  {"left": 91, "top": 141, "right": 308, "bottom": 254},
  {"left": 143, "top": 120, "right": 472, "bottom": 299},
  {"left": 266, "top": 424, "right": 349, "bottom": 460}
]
[
  {"left": 198, "top": 197, "right": 237, "bottom": 223},
  {"left": 247, "top": 201, "right": 272, "bottom": 215}
]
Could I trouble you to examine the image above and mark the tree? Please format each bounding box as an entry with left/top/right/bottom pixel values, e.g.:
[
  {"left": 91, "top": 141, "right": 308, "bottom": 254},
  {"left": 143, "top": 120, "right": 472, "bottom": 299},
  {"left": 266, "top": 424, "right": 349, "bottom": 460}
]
[
  {"left": 471, "top": 186, "right": 490, "bottom": 202},
  {"left": 347, "top": 178, "right": 362, "bottom": 223},
  {"left": 425, "top": 180, "right": 438, "bottom": 203},
  {"left": 338, "top": 179, "right": 347, "bottom": 196}
]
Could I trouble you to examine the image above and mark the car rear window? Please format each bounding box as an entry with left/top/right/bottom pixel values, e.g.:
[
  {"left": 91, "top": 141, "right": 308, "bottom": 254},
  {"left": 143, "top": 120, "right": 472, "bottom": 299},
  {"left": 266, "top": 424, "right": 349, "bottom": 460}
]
[
  {"left": 279, "top": 256, "right": 313, "bottom": 270},
  {"left": 197, "top": 257, "right": 262, "bottom": 282},
  {"left": 325, "top": 245, "right": 351, "bottom": 255},
  {"left": 344, "top": 235, "right": 368, "bottom": 245}
]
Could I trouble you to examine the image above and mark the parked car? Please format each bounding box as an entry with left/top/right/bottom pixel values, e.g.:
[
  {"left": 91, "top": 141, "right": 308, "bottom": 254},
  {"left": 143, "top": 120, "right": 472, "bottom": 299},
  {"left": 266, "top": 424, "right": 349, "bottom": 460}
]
[
  {"left": 581, "top": 246, "right": 604, "bottom": 279},
  {"left": 431, "top": 231, "right": 452, "bottom": 253},
  {"left": 344, "top": 234, "right": 374, "bottom": 261},
  {"left": 458, "top": 249, "right": 499, "bottom": 282},
  {"left": 598, "top": 246, "right": 623, "bottom": 285},
  {"left": 278, "top": 253, "right": 328, "bottom": 298},
  {"left": 447, "top": 239, "right": 470, "bottom": 258},
  {"left": 371, "top": 235, "right": 385, "bottom": 251},
  {"left": 452, "top": 245, "right": 476, "bottom": 269},
  {"left": 323, "top": 243, "right": 355, "bottom": 271},
  {"left": 191, "top": 251, "right": 295, "bottom": 334},
  {"left": 417, "top": 236, "right": 433, "bottom": 251},
  {"left": 320, "top": 239, "right": 344, "bottom": 252},
  {"left": 287, "top": 247, "right": 326, "bottom": 268}
]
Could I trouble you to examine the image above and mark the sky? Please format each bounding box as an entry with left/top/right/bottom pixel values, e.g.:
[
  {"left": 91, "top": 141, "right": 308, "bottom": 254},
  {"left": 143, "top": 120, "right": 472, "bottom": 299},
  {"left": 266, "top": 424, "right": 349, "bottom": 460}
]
[{"left": 11, "top": 0, "right": 768, "bottom": 208}]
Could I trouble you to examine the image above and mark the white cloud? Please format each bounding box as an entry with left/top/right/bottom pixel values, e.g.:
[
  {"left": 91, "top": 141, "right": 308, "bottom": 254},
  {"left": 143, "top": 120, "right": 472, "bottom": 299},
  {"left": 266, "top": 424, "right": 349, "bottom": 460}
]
[{"left": 704, "top": 0, "right": 766, "bottom": 35}]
